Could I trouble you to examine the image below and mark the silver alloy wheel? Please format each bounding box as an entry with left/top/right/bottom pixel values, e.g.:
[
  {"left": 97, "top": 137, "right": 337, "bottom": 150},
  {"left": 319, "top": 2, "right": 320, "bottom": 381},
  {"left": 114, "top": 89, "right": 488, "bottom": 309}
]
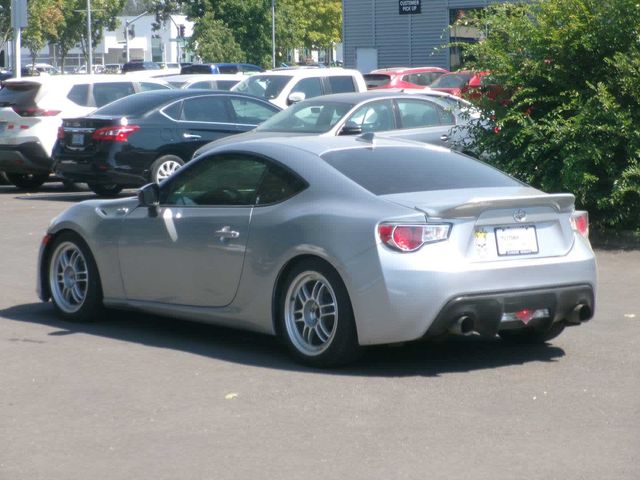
[
  {"left": 49, "top": 241, "right": 89, "bottom": 314},
  {"left": 155, "top": 160, "right": 182, "bottom": 182},
  {"left": 284, "top": 271, "right": 338, "bottom": 356}
]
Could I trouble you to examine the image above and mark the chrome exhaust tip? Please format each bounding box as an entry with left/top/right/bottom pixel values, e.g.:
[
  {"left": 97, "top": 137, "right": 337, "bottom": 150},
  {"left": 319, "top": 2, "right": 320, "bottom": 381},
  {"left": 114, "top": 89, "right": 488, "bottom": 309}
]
[{"left": 449, "top": 315, "right": 475, "bottom": 335}]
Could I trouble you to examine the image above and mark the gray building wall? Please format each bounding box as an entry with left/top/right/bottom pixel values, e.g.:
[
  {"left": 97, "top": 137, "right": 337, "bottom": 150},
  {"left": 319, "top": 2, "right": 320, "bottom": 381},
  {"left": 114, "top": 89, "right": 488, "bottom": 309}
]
[{"left": 343, "top": 0, "right": 490, "bottom": 72}]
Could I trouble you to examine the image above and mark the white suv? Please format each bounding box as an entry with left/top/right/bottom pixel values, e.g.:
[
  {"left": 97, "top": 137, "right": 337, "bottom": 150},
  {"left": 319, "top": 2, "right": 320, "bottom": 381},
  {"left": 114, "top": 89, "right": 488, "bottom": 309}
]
[
  {"left": 232, "top": 67, "right": 367, "bottom": 109},
  {"left": 0, "top": 74, "right": 171, "bottom": 189}
]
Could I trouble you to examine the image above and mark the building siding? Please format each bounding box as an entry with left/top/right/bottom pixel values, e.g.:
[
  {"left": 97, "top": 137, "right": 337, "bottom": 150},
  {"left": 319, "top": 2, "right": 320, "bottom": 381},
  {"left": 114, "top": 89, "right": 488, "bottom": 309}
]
[{"left": 343, "top": 0, "right": 491, "bottom": 71}]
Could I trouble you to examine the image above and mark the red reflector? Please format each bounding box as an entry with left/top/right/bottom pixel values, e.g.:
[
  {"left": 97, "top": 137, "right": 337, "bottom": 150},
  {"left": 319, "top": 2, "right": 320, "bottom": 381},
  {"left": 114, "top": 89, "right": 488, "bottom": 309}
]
[
  {"left": 19, "top": 125, "right": 29, "bottom": 129},
  {"left": 57, "top": 126, "right": 65, "bottom": 140},
  {"left": 515, "top": 309, "right": 534, "bottom": 323},
  {"left": 92, "top": 125, "right": 140, "bottom": 142},
  {"left": 42, "top": 234, "right": 52, "bottom": 246},
  {"left": 7, "top": 124, "right": 14, "bottom": 129}
]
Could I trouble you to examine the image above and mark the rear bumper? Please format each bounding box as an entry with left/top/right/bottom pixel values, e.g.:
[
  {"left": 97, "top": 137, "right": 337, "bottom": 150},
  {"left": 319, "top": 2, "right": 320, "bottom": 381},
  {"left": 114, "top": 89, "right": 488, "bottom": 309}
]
[
  {"left": 54, "top": 160, "right": 145, "bottom": 187},
  {"left": 0, "top": 142, "right": 52, "bottom": 173},
  {"left": 425, "top": 284, "right": 594, "bottom": 338}
]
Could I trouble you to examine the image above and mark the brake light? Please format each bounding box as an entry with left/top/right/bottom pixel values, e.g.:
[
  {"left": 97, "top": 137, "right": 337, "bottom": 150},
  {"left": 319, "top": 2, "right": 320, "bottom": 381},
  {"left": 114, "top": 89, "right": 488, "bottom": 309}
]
[
  {"left": 12, "top": 106, "right": 61, "bottom": 117},
  {"left": 92, "top": 125, "right": 140, "bottom": 142},
  {"left": 378, "top": 223, "right": 451, "bottom": 252},
  {"left": 571, "top": 211, "right": 589, "bottom": 238}
]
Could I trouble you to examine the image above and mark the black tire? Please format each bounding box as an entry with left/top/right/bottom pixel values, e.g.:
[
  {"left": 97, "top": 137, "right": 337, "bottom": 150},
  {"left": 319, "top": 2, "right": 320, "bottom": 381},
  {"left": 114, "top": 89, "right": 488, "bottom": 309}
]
[
  {"left": 498, "top": 321, "right": 566, "bottom": 344},
  {"left": 88, "top": 183, "right": 123, "bottom": 197},
  {"left": 150, "top": 155, "right": 184, "bottom": 183},
  {"left": 46, "top": 232, "right": 104, "bottom": 322},
  {"left": 6, "top": 172, "right": 49, "bottom": 189},
  {"left": 278, "top": 259, "right": 361, "bottom": 367}
]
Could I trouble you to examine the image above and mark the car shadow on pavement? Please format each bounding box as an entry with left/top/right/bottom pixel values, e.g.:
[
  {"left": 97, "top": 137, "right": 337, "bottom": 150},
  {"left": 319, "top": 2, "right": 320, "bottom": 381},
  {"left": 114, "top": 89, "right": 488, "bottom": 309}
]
[
  {"left": 1, "top": 302, "right": 566, "bottom": 377},
  {"left": 0, "top": 184, "right": 133, "bottom": 202}
]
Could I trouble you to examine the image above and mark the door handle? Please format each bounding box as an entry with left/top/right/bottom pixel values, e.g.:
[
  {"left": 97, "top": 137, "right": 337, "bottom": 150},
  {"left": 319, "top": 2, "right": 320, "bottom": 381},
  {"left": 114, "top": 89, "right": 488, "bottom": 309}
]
[
  {"left": 183, "top": 133, "right": 201, "bottom": 139},
  {"left": 440, "top": 134, "right": 450, "bottom": 141},
  {"left": 215, "top": 226, "right": 240, "bottom": 240}
]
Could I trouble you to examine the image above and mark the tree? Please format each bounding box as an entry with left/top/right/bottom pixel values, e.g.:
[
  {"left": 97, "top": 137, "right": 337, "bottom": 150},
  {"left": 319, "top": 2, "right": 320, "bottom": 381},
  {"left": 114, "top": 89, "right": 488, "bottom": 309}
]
[
  {"left": 191, "top": 11, "right": 244, "bottom": 63},
  {"left": 457, "top": 0, "right": 640, "bottom": 231},
  {"left": 300, "top": 0, "right": 341, "bottom": 63},
  {"left": 0, "top": 0, "right": 11, "bottom": 67},
  {"left": 22, "top": 0, "right": 65, "bottom": 72}
]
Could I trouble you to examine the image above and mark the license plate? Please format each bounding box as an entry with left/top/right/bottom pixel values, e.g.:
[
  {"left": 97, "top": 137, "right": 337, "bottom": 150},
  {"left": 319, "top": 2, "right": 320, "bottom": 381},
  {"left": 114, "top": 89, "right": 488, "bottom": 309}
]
[
  {"left": 71, "top": 133, "right": 84, "bottom": 146},
  {"left": 495, "top": 226, "right": 539, "bottom": 256}
]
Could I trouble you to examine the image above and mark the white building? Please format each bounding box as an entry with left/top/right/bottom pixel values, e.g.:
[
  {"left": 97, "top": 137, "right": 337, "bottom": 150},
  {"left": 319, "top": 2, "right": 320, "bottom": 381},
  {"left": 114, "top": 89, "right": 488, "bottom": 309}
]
[{"left": 16, "top": 14, "right": 194, "bottom": 70}]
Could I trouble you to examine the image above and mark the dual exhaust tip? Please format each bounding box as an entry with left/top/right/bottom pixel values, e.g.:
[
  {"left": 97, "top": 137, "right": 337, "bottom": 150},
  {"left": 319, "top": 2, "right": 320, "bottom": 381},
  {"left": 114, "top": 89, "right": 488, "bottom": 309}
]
[{"left": 448, "top": 303, "right": 592, "bottom": 335}]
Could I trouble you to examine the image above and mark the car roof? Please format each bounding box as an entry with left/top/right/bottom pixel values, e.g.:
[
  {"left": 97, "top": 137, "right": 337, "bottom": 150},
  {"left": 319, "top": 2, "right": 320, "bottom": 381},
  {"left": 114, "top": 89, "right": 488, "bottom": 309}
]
[
  {"left": 2, "top": 74, "right": 170, "bottom": 86},
  {"left": 199, "top": 131, "right": 445, "bottom": 160},
  {"left": 250, "top": 68, "right": 362, "bottom": 78},
  {"left": 371, "top": 66, "right": 448, "bottom": 75},
  {"left": 292, "top": 90, "right": 441, "bottom": 104},
  {"left": 160, "top": 74, "right": 243, "bottom": 82}
]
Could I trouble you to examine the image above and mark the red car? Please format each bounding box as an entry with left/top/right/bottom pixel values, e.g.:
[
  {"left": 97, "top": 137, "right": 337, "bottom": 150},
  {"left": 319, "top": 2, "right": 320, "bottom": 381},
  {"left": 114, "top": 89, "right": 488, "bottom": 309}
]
[
  {"left": 428, "top": 71, "right": 500, "bottom": 100},
  {"left": 364, "top": 67, "right": 449, "bottom": 90}
]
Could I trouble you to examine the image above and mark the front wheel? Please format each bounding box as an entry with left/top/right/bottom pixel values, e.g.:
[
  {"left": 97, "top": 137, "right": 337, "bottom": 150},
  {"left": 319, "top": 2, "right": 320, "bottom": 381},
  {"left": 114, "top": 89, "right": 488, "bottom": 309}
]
[
  {"left": 47, "top": 232, "right": 104, "bottom": 322},
  {"left": 279, "top": 259, "right": 361, "bottom": 367},
  {"left": 6, "top": 172, "right": 49, "bottom": 189},
  {"left": 88, "top": 183, "right": 123, "bottom": 197}
]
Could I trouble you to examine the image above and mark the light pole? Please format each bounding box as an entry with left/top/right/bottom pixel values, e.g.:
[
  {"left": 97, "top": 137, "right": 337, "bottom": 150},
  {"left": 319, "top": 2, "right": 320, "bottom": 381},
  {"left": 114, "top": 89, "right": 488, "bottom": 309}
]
[
  {"left": 271, "top": 0, "right": 275, "bottom": 68},
  {"left": 86, "top": 0, "right": 92, "bottom": 73}
]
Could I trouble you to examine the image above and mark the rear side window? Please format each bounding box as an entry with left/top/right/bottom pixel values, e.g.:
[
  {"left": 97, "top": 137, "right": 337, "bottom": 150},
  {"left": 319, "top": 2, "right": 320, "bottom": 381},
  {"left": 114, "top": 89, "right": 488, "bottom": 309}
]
[
  {"left": 181, "top": 96, "right": 230, "bottom": 122},
  {"left": 229, "top": 97, "right": 277, "bottom": 124},
  {"left": 93, "top": 92, "right": 174, "bottom": 116},
  {"left": 256, "top": 163, "right": 307, "bottom": 205},
  {"left": 396, "top": 99, "right": 453, "bottom": 128},
  {"left": 291, "top": 77, "right": 323, "bottom": 99},
  {"left": 67, "top": 84, "right": 90, "bottom": 106},
  {"left": 214, "top": 80, "right": 239, "bottom": 90},
  {"left": 0, "top": 82, "right": 40, "bottom": 106},
  {"left": 322, "top": 146, "right": 521, "bottom": 195},
  {"left": 92, "top": 82, "right": 135, "bottom": 107},
  {"left": 328, "top": 76, "right": 356, "bottom": 93}
]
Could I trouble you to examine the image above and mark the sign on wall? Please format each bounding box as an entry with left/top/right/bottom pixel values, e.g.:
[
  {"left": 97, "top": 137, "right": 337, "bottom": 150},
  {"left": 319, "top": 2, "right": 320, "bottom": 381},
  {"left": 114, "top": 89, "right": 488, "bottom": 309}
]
[{"left": 399, "top": 0, "right": 421, "bottom": 14}]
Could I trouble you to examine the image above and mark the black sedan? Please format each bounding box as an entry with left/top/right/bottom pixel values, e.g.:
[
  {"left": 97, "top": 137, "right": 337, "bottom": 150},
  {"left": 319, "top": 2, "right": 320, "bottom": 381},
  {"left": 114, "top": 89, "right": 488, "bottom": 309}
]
[{"left": 53, "top": 90, "right": 280, "bottom": 196}]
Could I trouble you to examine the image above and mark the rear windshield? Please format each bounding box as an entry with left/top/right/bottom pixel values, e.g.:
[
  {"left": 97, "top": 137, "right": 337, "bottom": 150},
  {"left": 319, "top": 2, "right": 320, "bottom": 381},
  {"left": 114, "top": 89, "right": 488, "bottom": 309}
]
[
  {"left": 364, "top": 74, "right": 391, "bottom": 89},
  {"left": 430, "top": 73, "right": 472, "bottom": 89},
  {"left": 321, "top": 146, "right": 521, "bottom": 195},
  {"left": 256, "top": 100, "right": 353, "bottom": 133},
  {"left": 0, "top": 82, "right": 40, "bottom": 106},
  {"left": 232, "top": 75, "right": 292, "bottom": 100},
  {"left": 92, "top": 92, "right": 174, "bottom": 117}
]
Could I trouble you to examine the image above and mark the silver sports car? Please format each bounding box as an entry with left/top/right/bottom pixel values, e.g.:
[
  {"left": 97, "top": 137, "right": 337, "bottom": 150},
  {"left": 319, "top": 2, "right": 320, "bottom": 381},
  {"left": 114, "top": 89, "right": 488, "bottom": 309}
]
[{"left": 37, "top": 135, "right": 596, "bottom": 366}]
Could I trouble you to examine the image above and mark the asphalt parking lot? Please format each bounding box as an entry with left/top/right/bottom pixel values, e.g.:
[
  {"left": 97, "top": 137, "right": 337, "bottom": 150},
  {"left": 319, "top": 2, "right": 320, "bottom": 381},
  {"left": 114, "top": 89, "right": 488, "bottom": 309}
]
[{"left": 1, "top": 183, "right": 639, "bottom": 480}]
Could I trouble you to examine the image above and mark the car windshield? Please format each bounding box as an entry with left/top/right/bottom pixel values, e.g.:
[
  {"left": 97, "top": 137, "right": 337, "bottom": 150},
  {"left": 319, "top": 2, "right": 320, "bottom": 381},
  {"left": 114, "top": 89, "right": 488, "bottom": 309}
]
[
  {"left": 256, "top": 101, "right": 354, "bottom": 133},
  {"left": 430, "top": 73, "right": 472, "bottom": 89},
  {"left": 232, "top": 75, "right": 292, "bottom": 100},
  {"left": 322, "top": 146, "right": 520, "bottom": 195},
  {"left": 92, "top": 92, "right": 175, "bottom": 117}
]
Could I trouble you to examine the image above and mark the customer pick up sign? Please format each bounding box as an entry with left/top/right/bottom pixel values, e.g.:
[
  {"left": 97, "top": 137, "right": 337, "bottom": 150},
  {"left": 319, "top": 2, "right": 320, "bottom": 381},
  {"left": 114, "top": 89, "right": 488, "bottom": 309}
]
[{"left": 399, "top": 0, "right": 421, "bottom": 14}]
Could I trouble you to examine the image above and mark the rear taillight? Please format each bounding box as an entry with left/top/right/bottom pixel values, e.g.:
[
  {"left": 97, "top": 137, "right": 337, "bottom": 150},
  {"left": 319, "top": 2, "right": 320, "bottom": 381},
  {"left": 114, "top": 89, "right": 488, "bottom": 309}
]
[
  {"left": 12, "top": 106, "right": 60, "bottom": 117},
  {"left": 571, "top": 210, "right": 589, "bottom": 238},
  {"left": 378, "top": 223, "right": 451, "bottom": 252},
  {"left": 92, "top": 125, "right": 140, "bottom": 142},
  {"left": 57, "top": 126, "right": 65, "bottom": 139}
]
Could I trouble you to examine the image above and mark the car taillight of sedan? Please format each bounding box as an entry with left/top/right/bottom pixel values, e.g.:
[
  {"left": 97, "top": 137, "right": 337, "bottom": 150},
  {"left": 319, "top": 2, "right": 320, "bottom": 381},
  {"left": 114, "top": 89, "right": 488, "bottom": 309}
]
[{"left": 92, "top": 125, "right": 140, "bottom": 142}]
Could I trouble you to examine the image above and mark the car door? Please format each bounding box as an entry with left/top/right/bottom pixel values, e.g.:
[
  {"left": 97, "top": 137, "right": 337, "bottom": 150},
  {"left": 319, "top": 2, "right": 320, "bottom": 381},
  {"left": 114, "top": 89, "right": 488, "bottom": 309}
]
[
  {"left": 118, "top": 153, "right": 268, "bottom": 307},
  {"left": 386, "top": 98, "right": 455, "bottom": 147},
  {"left": 175, "top": 95, "right": 239, "bottom": 155}
]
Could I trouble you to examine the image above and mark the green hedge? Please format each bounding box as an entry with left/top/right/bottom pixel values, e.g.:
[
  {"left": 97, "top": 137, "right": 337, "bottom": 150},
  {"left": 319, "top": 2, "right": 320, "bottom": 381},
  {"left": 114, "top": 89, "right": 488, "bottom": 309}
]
[{"left": 457, "top": 0, "right": 640, "bottom": 232}]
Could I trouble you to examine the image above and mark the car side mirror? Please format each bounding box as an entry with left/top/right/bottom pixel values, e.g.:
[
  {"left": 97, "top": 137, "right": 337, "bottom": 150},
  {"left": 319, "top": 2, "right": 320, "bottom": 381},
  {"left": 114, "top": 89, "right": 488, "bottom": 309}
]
[
  {"left": 138, "top": 183, "right": 160, "bottom": 207},
  {"left": 287, "top": 91, "right": 306, "bottom": 105},
  {"left": 339, "top": 122, "right": 363, "bottom": 136}
]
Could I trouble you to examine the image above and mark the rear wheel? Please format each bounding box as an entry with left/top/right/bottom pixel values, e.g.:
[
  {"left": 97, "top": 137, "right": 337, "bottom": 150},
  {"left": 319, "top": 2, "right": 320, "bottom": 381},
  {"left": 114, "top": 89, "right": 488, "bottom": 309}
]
[
  {"left": 499, "top": 321, "right": 566, "bottom": 344},
  {"left": 279, "top": 259, "right": 361, "bottom": 367},
  {"left": 88, "top": 183, "right": 123, "bottom": 197},
  {"left": 6, "top": 172, "right": 49, "bottom": 189},
  {"left": 47, "top": 232, "right": 103, "bottom": 322},
  {"left": 151, "top": 155, "right": 184, "bottom": 183}
]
